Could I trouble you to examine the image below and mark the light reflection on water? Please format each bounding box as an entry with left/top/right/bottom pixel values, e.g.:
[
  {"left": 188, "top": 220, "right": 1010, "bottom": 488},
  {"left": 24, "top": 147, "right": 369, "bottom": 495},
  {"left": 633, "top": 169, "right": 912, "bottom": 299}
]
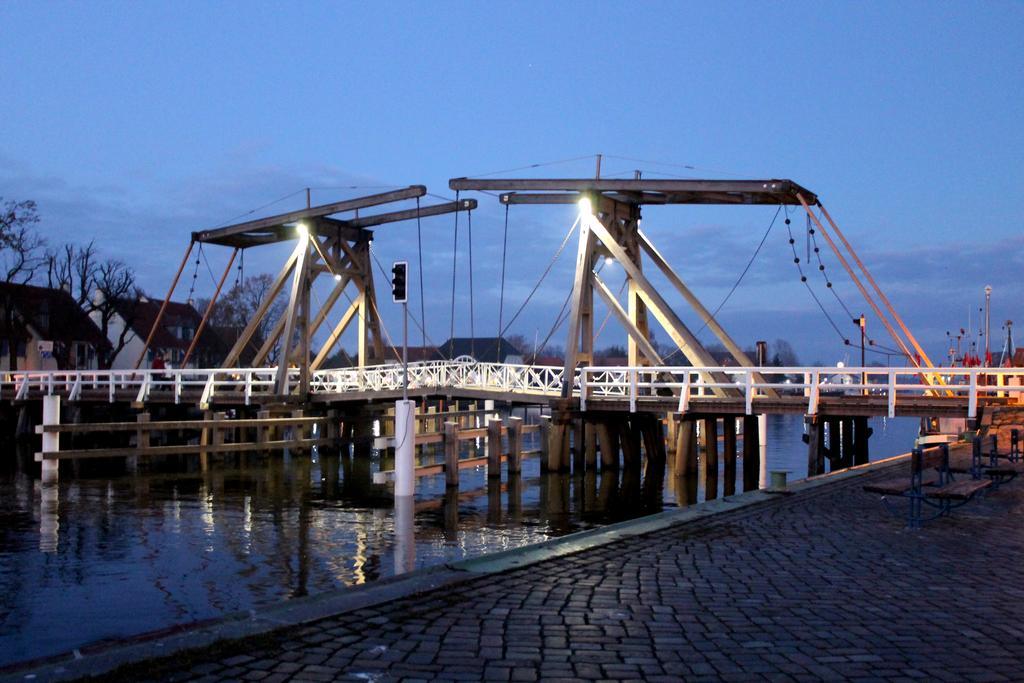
[{"left": 0, "top": 414, "right": 918, "bottom": 667}]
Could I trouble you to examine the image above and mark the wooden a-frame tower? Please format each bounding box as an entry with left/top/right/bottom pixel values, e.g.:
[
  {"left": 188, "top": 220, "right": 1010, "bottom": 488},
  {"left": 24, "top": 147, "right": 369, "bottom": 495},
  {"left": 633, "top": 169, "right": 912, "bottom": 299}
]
[
  {"left": 449, "top": 175, "right": 939, "bottom": 398},
  {"left": 141, "top": 186, "right": 475, "bottom": 398}
]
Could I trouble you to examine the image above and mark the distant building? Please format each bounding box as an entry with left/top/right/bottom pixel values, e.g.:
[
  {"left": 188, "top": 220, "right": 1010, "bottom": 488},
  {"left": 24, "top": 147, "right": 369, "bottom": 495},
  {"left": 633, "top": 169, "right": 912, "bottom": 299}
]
[
  {"left": 375, "top": 337, "right": 525, "bottom": 365},
  {"left": 0, "top": 282, "right": 109, "bottom": 371},
  {"left": 99, "top": 295, "right": 223, "bottom": 370},
  {"left": 436, "top": 337, "right": 524, "bottom": 364}
]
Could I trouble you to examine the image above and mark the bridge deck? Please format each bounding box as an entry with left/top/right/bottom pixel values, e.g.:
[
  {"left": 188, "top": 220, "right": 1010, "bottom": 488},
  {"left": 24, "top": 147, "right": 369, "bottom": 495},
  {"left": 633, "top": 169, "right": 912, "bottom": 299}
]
[{"left": 2, "top": 362, "right": 1021, "bottom": 419}]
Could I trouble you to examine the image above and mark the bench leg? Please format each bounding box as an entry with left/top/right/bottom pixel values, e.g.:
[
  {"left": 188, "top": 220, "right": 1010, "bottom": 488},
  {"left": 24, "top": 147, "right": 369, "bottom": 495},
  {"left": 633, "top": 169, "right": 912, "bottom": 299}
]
[{"left": 908, "top": 494, "right": 921, "bottom": 530}]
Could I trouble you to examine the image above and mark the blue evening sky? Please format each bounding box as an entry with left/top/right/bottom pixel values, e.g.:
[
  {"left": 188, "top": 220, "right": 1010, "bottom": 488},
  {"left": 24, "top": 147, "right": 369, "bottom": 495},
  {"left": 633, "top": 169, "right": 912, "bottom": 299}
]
[{"left": 2, "top": 2, "right": 1021, "bottom": 365}]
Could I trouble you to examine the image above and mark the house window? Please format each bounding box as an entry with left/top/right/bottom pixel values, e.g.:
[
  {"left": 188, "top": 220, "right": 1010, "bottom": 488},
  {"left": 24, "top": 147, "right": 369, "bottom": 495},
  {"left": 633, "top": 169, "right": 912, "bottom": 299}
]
[
  {"left": 0, "top": 340, "right": 23, "bottom": 357},
  {"left": 76, "top": 343, "right": 90, "bottom": 369}
]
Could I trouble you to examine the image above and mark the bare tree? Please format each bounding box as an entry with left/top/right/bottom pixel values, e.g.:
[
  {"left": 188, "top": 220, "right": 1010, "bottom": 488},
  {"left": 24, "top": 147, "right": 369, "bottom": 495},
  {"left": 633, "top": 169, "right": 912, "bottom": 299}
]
[
  {"left": 0, "top": 199, "right": 46, "bottom": 369},
  {"left": 90, "top": 261, "right": 141, "bottom": 368},
  {"left": 771, "top": 338, "right": 800, "bottom": 367},
  {"left": 198, "top": 274, "right": 286, "bottom": 363},
  {"left": 45, "top": 239, "right": 140, "bottom": 368}
]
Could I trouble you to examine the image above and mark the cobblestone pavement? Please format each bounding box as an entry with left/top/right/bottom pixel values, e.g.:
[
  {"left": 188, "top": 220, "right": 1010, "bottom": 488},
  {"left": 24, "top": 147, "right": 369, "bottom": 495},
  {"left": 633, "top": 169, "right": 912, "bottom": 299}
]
[{"left": 114, "top": 464, "right": 1024, "bottom": 682}]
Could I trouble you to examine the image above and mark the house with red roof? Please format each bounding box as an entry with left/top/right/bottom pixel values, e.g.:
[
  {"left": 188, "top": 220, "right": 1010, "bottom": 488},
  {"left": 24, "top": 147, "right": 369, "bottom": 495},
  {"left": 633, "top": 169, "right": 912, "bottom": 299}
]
[
  {"left": 0, "top": 282, "right": 110, "bottom": 371},
  {"left": 100, "top": 295, "right": 227, "bottom": 370}
]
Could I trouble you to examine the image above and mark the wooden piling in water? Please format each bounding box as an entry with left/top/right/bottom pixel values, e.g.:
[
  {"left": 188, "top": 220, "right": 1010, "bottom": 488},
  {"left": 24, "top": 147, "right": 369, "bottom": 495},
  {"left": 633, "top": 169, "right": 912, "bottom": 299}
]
[
  {"left": 703, "top": 416, "right": 719, "bottom": 499},
  {"left": 507, "top": 416, "right": 522, "bottom": 474},
  {"left": 487, "top": 417, "right": 502, "bottom": 479},
  {"left": 723, "top": 415, "right": 736, "bottom": 496},
  {"left": 619, "top": 417, "right": 640, "bottom": 469},
  {"left": 840, "top": 417, "right": 855, "bottom": 470},
  {"left": 596, "top": 420, "right": 617, "bottom": 471},
  {"left": 806, "top": 416, "right": 824, "bottom": 476},
  {"left": 444, "top": 421, "right": 459, "bottom": 488},
  {"left": 572, "top": 417, "right": 585, "bottom": 474},
  {"left": 539, "top": 415, "right": 551, "bottom": 464},
  {"left": 674, "top": 417, "right": 697, "bottom": 477},
  {"left": 584, "top": 420, "right": 597, "bottom": 472},
  {"left": 853, "top": 415, "right": 870, "bottom": 465},
  {"left": 742, "top": 414, "right": 760, "bottom": 491}
]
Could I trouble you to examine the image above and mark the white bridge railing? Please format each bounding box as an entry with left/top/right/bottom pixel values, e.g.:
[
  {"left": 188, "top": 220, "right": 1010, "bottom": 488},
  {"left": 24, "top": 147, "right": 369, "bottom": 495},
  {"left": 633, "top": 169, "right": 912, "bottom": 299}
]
[
  {"left": 1, "top": 367, "right": 287, "bottom": 405},
  {"left": 580, "top": 366, "right": 1024, "bottom": 419},
  {"left": 310, "top": 360, "right": 565, "bottom": 397},
  {"left": 0, "top": 361, "right": 565, "bottom": 405},
  {"left": 3, "top": 362, "right": 1024, "bottom": 417}
]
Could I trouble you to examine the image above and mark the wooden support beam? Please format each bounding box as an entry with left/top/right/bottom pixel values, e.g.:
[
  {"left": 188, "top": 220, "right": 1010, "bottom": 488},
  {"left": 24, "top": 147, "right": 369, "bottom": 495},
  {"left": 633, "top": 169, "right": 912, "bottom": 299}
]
[
  {"left": 136, "top": 413, "right": 150, "bottom": 450},
  {"left": 796, "top": 193, "right": 919, "bottom": 370},
  {"left": 222, "top": 247, "right": 299, "bottom": 368},
  {"left": 817, "top": 202, "right": 937, "bottom": 370},
  {"left": 591, "top": 273, "right": 662, "bottom": 365},
  {"left": 192, "top": 186, "right": 427, "bottom": 245},
  {"left": 182, "top": 247, "right": 238, "bottom": 368},
  {"left": 311, "top": 297, "right": 359, "bottom": 371},
  {"left": 134, "top": 240, "right": 195, "bottom": 369},
  {"left": 337, "top": 199, "right": 477, "bottom": 229},
  {"left": 560, "top": 218, "right": 594, "bottom": 396},
  {"left": 585, "top": 215, "right": 728, "bottom": 391},
  {"left": 450, "top": 178, "right": 817, "bottom": 204},
  {"left": 637, "top": 229, "right": 775, "bottom": 396},
  {"left": 275, "top": 235, "right": 309, "bottom": 394}
]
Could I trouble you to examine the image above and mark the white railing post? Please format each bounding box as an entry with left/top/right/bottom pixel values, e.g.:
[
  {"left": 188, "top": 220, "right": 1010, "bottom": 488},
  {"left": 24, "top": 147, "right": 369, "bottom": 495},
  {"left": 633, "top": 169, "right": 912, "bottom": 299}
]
[
  {"left": 968, "top": 369, "right": 978, "bottom": 419},
  {"left": 200, "top": 373, "right": 216, "bottom": 406},
  {"left": 135, "top": 373, "right": 151, "bottom": 404},
  {"left": 244, "top": 371, "right": 252, "bottom": 405},
  {"left": 580, "top": 369, "right": 588, "bottom": 411},
  {"left": 678, "top": 372, "right": 691, "bottom": 414},
  {"left": 744, "top": 370, "right": 753, "bottom": 415},
  {"left": 887, "top": 369, "right": 896, "bottom": 418},
  {"left": 629, "top": 368, "right": 637, "bottom": 413},
  {"left": 40, "top": 395, "right": 60, "bottom": 483},
  {"left": 808, "top": 371, "right": 820, "bottom": 415},
  {"left": 108, "top": 373, "right": 115, "bottom": 403}
]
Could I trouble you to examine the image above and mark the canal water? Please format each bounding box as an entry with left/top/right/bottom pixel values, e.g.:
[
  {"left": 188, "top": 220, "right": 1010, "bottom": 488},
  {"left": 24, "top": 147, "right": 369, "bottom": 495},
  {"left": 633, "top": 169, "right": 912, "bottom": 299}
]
[{"left": 0, "top": 414, "right": 918, "bottom": 667}]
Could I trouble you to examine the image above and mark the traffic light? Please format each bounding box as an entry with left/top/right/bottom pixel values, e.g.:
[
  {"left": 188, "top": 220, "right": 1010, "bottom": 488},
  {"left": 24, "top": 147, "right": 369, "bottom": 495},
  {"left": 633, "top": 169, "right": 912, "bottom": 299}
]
[{"left": 391, "top": 261, "right": 408, "bottom": 303}]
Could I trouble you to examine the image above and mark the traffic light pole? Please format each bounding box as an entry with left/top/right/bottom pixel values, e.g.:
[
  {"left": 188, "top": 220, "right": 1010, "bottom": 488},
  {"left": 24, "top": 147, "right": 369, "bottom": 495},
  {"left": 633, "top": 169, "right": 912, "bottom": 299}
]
[
  {"left": 403, "top": 301, "right": 408, "bottom": 400},
  {"left": 392, "top": 260, "right": 414, "bottom": 499}
]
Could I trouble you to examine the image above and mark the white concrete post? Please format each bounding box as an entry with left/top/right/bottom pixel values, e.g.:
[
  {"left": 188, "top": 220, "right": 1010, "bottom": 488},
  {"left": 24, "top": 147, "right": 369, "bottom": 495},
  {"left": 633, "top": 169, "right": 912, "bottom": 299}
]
[
  {"left": 41, "top": 395, "right": 60, "bottom": 484},
  {"left": 393, "top": 493, "right": 416, "bottom": 574},
  {"left": 394, "top": 399, "right": 416, "bottom": 498},
  {"left": 758, "top": 413, "right": 768, "bottom": 489},
  {"left": 484, "top": 398, "right": 495, "bottom": 420}
]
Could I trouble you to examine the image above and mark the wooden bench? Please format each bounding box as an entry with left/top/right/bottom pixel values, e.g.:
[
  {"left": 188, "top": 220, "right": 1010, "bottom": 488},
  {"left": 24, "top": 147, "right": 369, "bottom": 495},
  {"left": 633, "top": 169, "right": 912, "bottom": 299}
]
[
  {"left": 863, "top": 443, "right": 991, "bottom": 529},
  {"left": 972, "top": 434, "right": 1024, "bottom": 487}
]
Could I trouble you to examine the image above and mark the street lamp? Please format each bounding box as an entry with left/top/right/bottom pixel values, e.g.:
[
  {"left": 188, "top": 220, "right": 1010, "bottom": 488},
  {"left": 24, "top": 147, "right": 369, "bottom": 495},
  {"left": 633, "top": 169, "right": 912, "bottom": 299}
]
[{"left": 985, "top": 285, "right": 992, "bottom": 366}]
